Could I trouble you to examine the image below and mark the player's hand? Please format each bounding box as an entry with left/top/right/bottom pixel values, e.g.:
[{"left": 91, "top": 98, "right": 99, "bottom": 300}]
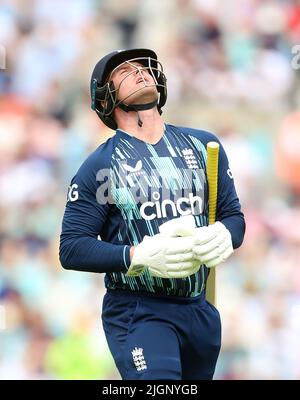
[
  {"left": 159, "top": 217, "right": 234, "bottom": 268},
  {"left": 159, "top": 215, "right": 196, "bottom": 237},
  {"left": 193, "top": 222, "right": 233, "bottom": 268},
  {"left": 126, "top": 234, "right": 200, "bottom": 279}
]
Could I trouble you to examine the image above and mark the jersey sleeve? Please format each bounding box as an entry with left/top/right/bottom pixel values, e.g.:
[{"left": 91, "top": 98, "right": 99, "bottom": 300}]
[
  {"left": 215, "top": 140, "right": 245, "bottom": 249},
  {"left": 59, "top": 153, "right": 131, "bottom": 274}
]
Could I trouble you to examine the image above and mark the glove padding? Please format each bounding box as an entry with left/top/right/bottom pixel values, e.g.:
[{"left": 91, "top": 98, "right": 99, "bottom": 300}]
[
  {"left": 193, "top": 221, "right": 233, "bottom": 268},
  {"left": 126, "top": 233, "right": 200, "bottom": 279}
]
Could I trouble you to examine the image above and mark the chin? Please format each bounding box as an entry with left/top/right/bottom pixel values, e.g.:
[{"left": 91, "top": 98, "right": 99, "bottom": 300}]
[{"left": 126, "top": 86, "right": 158, "bottom": 105}]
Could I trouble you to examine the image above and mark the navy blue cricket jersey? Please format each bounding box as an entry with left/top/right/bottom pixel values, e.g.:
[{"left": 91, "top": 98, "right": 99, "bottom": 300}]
[{"left": 59, "top": 123, "right": 245, "bottom": 297}]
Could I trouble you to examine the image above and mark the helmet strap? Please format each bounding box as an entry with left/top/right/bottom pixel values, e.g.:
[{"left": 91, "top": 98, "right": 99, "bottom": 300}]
[{"left": 118, "top": 99, "right": 158, "bottom": 128}]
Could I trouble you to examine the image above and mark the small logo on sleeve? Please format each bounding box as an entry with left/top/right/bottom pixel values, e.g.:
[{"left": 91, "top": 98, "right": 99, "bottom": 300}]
[
  {"left": 67, "top": 184, "right": 79, "bottom": 202},
  {"left": 227, "top": 168, "right": 233, "bottom": 179}
]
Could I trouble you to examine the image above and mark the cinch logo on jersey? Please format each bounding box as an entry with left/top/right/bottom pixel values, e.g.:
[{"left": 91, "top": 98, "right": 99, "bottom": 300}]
[{"left": 140, "top": 191, "right": 203, "bottom": 220}]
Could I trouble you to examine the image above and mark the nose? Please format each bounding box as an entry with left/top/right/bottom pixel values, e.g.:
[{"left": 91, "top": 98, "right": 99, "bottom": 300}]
[{"left": 135, "top": 65, "right": 146, "bottom": 75}]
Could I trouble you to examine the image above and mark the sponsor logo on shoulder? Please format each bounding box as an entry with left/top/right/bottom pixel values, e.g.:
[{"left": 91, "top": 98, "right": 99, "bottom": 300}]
[
  {"left": 123, "top": 160, "right": 143, "bottom": 173},
  {"left": 122, "top": 160, "right": 145, "bottom": 178}
]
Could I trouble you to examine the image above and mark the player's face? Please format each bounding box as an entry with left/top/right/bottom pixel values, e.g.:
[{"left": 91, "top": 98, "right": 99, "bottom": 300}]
[{"left": 110, "top": 61, "right": 158, "bottom": 105}]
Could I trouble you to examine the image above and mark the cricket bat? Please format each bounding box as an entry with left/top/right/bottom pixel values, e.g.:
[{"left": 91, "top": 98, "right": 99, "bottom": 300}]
[{"left": 205, "top": 142, "right": 220, "bottom": 306}]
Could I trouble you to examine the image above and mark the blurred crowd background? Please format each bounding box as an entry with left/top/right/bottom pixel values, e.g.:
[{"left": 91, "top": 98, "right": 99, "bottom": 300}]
[{"left": 1, "top": 0, "right": 300, "bottom": 380}]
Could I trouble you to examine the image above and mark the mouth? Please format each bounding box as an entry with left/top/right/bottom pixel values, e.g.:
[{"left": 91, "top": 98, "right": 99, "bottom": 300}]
[{"left": 136, "top": 77, "right": 146, "bottom": 84}]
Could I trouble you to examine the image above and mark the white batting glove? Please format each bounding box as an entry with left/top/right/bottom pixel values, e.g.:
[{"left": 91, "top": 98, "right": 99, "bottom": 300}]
[
  {"left": 159, "top": 215, "right": 196, "bottom": 237},
  {"left": 158, "top": 217, "right": 234, "bottom": 268},
  {"left": 193, "top": 222, "right": 233, "bottom": 268},
  {"left": 126, "top": 233, "right": 200, "bottom": 279}
]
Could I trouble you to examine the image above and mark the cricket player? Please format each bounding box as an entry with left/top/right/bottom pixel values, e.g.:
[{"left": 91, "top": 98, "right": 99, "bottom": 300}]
[{"left": 59, "top": 48, "right": 245, "bottom": 380}]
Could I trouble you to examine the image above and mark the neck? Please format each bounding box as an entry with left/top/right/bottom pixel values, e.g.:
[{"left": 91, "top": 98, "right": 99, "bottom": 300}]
[{"left": 116, "top": 108, "right": 165, "bottom": 145}]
